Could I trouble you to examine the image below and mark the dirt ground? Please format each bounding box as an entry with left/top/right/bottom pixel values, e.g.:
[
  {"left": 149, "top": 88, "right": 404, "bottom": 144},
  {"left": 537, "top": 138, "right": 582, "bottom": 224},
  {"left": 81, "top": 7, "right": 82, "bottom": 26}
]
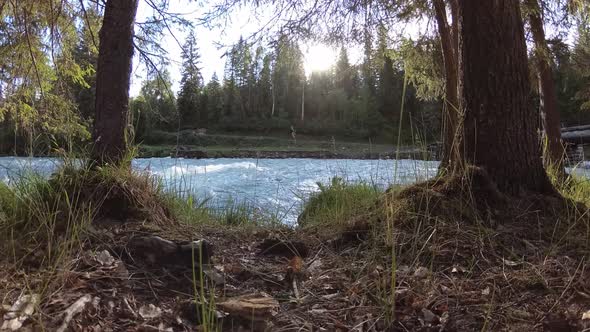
[{"left": 2, "top": 173, "right": 590, "bottom": 331}]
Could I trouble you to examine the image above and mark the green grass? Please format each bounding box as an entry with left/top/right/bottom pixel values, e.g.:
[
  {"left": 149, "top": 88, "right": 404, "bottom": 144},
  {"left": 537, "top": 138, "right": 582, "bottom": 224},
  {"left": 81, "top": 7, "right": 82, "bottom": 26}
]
[
  {"left": 0, "top": 157, "right": 227, "bottom": 331},
  {"left": 136, "top": 131, "right": 410, "bottom": 158},
  {"left": 0, "top": 154, "right": 280, "bottom": 266},
  {"left": 166, "top": 193, "right": 281, "bottom": 227},
  {"left": 0, "top": 167, "right": 95, "bottom": 320},
  {"left": 297, "top": 177, "right": 383, "bottom": 227},
  {"left": 558, "top": 174, "right": 590, "bottom": 206},
  {"left": 0, "top": 170, "right": 93, "bottom": 263},
  {"left": 547, "top": 163, "right": 590, "bottom": 207}
]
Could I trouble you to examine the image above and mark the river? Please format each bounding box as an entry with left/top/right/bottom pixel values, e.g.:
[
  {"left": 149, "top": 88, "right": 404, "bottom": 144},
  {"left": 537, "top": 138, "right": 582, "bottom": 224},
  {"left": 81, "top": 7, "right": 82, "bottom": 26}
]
[{"left": 0, "top": 157, "right": 588, "bottom": 224}]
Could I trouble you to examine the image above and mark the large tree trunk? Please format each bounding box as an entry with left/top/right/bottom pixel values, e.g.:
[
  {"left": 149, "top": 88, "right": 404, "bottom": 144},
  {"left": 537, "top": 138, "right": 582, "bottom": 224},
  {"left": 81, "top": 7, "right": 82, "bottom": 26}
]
[
  {"left": 456, "top": 0, "right": 554, "bottom": 195},
  {"left": 525, "top": 0, "right": 565, "bottom": 174},
  {"left": 91, "top": 0, "right": 139, "bottom": 166},
  {"left": 433, "top": 0, "right": 459, "bottom": 171}
]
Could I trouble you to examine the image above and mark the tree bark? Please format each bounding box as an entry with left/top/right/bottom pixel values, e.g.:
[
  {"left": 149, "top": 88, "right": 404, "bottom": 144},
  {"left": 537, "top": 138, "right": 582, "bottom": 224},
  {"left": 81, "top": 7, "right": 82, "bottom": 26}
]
[
  {"left": 433, "top": 0, "right": 459, "bottom": 171},
  {"left": 456, "top": 0, "right": 554, "bottom": 195},
  {"left": 449, "top": 0, "right": 458, "bottom": 54},
  {"left": 91, "top": 0, "right": 139, "bottom": 166},
  {"left": 525, "top": 0, "right": 565, "bottom": 174}
]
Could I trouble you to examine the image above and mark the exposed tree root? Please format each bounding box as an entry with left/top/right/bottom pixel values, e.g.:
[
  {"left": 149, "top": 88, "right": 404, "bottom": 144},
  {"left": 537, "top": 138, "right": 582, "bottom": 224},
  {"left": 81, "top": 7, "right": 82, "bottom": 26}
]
[{"left": 52, "top": 166, "right": 176, "bottom": 226}]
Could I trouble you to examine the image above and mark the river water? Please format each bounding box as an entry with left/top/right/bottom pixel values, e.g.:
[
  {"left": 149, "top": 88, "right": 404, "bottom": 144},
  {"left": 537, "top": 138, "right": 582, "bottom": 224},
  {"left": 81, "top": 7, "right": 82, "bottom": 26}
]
[{"left": 1, "top": 157, "right": 588, "bottom": 224}]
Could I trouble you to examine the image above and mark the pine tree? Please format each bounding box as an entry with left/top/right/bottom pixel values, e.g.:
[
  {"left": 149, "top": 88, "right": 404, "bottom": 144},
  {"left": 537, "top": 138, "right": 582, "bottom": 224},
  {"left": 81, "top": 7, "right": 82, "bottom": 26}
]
[
  {"left": 456, "top": 0, "right": 554, "bottom": 194},
  {"left": 377, "top": 55, "right": 398, "bottom": 120},
  {"left": 307, "top": 70, "right": 333, "bottom": 120},
  {"left": 334, "top": 47, "right": 355, "bottom": 122},
  {"left": 335, "top": 47, "right": 355, "bottom": 98},
  {"left": 572, "top": 24, "right": 590, "bottom": 112},
  {"left": 375, "top": 30, "right": 404, "bottom": 124},
  {"left": 223, "top": 44, "right": 241, "bottom": 119},
  {"left": 70, "top": 6, "right": 101, "bottom": 122},
  {"left": 250, "top": 46, "right": 264, "bottom": 117},
  {"left": 236, "top": 37, "right": 252, "bottom": 117},
  {"left": 204, "top": 73, "right": 223, "bottom": 124},
  {"left": 177, "top": 30, "right": 203, "bottom": 127},
  {"left": 362, "top": 26, "right": 376, "bottom": 97},
  {"left": 525, "top": 0, "right": 565, "bottom": 173},
  {"left": 137, "top": 69, "right": 176, "bottom": 133},
  {"left": 272, "top": 37, "right": 305, "bottom": 120},
  {"left": 258, "top": 54, "right": 273, "bottom": 117},
  {"left": 92, "top": 0, "right": 139, "bottom": 165}
]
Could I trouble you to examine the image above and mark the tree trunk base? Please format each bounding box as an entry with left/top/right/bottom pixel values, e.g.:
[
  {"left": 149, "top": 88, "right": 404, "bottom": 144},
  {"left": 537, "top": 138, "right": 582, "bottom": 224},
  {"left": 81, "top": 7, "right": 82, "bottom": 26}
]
[{"left": 385, "top": 165, "right": 578, "bottom": 234}]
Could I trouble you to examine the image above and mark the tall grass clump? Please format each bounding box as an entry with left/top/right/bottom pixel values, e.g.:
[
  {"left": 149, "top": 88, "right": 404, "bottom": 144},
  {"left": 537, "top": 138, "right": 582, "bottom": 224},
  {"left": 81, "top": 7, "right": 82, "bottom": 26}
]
[
  {"left": 48, "top": 156, "right": 178, "bottom": 226},
  {"left": 0, "top": 152, "right": 180, "bottom": 270},
  {"left": 551, "top": 168, "right": 590, "bottom": 207},
  {"left": 165, "top": 193, "right": 214, "bottom": 224},
  {"left": 298, "top": 177, "right": 382, "bottom": 227},
  {"left": 163, "top": 186, "right": 281, "bottom": 226},
  {"left": 546, "top": 164, "right": 590, "bottom": 244},
  {"left": 0, "top": 170, "right": 94, "bottom": 266}
]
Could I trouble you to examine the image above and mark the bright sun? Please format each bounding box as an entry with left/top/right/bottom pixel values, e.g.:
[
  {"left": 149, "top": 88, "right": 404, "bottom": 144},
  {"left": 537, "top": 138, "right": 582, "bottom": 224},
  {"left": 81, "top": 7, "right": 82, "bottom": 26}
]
[{"left": 303, "top": 44, "right": 337, "bottom": 76}]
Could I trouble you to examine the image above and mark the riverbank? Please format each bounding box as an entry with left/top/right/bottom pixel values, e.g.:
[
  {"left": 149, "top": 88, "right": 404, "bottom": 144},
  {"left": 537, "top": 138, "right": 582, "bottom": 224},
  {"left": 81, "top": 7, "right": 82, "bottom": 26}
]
[
  {"left": 1, "top": 162, "right": 589, "bottom": 331},
  {"left": 137, "top": 131, "right": 438, "bottom": 160},
  {"left": 138, "top": 144, "right": 433, "bottom": 160}
]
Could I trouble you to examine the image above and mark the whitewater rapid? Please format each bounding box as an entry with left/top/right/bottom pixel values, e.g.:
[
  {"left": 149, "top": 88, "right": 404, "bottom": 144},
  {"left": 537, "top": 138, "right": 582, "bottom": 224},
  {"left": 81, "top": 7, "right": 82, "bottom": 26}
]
[{"left": 1, "top": 157, "right": 588, "bottom": 224}]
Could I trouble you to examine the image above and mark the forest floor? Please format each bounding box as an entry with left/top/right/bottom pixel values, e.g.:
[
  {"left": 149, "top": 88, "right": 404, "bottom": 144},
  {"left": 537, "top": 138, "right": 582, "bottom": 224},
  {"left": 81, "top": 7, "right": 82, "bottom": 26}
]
[{"left": 1, "top": 165, "right": 590, "bottom": 331}]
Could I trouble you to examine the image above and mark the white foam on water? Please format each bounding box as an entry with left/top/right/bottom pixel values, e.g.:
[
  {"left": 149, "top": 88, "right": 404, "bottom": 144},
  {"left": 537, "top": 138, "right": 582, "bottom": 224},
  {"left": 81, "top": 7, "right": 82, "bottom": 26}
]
[{"left": 154, "top": 162, "right": 268, "bottom": 177}]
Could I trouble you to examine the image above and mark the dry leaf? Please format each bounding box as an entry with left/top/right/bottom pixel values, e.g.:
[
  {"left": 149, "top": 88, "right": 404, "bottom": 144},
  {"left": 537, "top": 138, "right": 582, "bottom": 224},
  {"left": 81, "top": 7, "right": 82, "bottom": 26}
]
[
  {"left": 94, "top": 250, "right": 115, "bottom": 266},
  {"left": 288, "top": 256, "right": 304, "bottom": 274},
  {"left": 421, "top": 308, "right": 438, "bottom": 324},
  {"left": 217, "top": 295, "right": 279, "bottom": 321},
  {"left": 1, "top": 294, "right": 39, "bottom": 331},
  {"left": 57, "top": 295, "right": 95, "bottom": 332},
  {"left": 413, "top": 267, "right": 429, "bottom": 279},
  {"left": 502, "top": 258, "right": 522, "bottom": 267},
  {"left": 308, "top": 259, "right": 323, "bottom": 273},
  {"left": 139, "top": 304, "right": 163, "bottom": 320}
]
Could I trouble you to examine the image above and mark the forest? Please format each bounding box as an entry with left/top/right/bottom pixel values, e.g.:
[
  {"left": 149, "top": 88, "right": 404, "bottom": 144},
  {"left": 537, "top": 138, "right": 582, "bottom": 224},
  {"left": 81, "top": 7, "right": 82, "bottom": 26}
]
[
  {"left": 1, "top": 0, "right": 590, "bottom": 331},
  {"left": 1, "top": 0, "right": 589, "bottom": 155},
  {"left": 134, "top": 33, "right": 436, "bottom": 141}
]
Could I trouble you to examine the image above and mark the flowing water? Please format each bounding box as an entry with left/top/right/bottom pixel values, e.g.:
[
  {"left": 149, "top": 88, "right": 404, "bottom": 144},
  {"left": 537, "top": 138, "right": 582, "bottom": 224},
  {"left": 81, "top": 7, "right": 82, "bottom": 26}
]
[{"left": 1, "top": 157, "right": 588, "bottom": 224}]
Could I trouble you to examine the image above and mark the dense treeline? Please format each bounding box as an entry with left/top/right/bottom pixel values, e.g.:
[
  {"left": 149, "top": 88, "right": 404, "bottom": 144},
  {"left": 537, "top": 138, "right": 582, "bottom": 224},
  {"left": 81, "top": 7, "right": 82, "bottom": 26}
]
[
  {"left": 130, "top": 27, "right": 590, "bottom": 143},
  {"left": 131, "top": 32, "right": 440, "bottom": 142}
]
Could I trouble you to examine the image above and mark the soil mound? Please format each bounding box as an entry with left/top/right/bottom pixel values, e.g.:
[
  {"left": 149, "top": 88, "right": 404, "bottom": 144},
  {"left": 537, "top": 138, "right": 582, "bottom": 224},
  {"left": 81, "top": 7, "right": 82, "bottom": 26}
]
[{"left": 52, "top": 166, "right": 176, "bottom": 226}]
